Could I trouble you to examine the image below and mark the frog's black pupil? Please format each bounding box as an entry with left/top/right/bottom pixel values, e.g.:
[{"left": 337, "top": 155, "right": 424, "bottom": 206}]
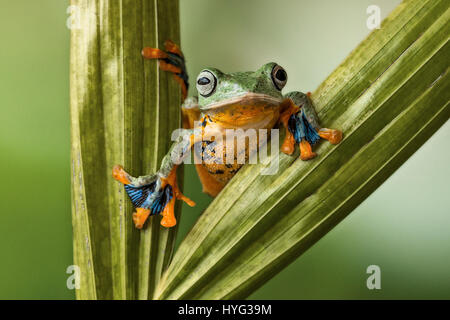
[
  {"left": 276, "top": 69, "right": 287, "bottom": 82},
  {"left": 197, "top": 77, "right": 211, "bottom": 85}
]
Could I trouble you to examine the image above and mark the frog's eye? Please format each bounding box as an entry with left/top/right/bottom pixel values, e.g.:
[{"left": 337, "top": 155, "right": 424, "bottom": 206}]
[
  {"left": 271, "top": 65, "right": 288, "bottom": 90},
  {"left": 196, "top": 70, "right": 217, "bottom": 97}
]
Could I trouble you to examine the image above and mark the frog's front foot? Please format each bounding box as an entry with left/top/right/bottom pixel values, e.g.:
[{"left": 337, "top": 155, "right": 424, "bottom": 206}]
[
  {"left": 142, "top": 40, "right": 188, "bottom": 99},
  {"left": 112, "top": 165, "right": 195, "bottom": 229}
]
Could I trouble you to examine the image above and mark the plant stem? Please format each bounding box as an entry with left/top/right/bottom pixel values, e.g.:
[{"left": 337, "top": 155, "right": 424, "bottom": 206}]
[{"left": 70, "top": 0, "right": 181, "bottom": 300}]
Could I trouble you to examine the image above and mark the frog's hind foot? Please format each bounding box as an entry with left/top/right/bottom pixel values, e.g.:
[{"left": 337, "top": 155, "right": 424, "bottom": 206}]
[
  {"left": 142, "top": 40, "right": 188, "bottom": 99},
  {"left": 286, "top": 111, "right": 321, "bottom": 161},
  {"left": 318, "top": 128, "right": 343, "bottom": 145}
]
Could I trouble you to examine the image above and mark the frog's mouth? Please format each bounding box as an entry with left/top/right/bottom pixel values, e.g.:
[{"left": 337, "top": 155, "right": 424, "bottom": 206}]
[
  {"left": 201, "top": 93, "right": 282, "bottom": 110},
  {"left": 200, "top": 93, "right": 284, "bottom": 129}
]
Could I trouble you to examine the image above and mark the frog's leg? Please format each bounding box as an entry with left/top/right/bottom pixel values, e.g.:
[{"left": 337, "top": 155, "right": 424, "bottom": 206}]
[
  {"left": 180, "top": 100, "right": 225, "bottom": 197},
  {"left": 112, "top": 129, "right": 200, "bottom": 228},
  {"left": 279, "top": 99, "right": 298, "bottom": 155},
  {"left": 159, "top": 165, "right": 195, "bottom": 227},
  {"left": 279, "top": 98, "right": 301, "bottom": 155},
  {"left": 142, "top": 40, "right": 189, "bottom": 99}
]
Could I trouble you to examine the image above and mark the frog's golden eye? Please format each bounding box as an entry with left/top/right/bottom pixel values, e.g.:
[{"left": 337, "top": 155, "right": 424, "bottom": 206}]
[
  {"left": 196, "top": 70, "right": 217, "bottom": 97},
  {"left": 271, "top": 65, "right": 288, "bottom": 90}
]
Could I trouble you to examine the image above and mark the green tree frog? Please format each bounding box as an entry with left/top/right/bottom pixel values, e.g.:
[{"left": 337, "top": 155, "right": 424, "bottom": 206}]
[{"left": 112, "top": 40, "right": 342, "bottom": 229}]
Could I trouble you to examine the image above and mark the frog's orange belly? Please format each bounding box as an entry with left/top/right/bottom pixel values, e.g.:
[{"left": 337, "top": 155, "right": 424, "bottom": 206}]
[
  {"left": 197, "top": 123, "right": 278, "bottom": 184},
  {"left": 200, "top": 162, "right": 243, "bottom": 185},
  {"left": 197, "top": 99, "right": 281, "bottom": 184},
  {"left": 196, "top": 139, "right": 247, "bottom": 184}
]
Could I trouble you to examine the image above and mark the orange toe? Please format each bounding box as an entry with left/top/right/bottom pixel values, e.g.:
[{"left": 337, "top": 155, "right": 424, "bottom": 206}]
[
  {"left": 133, "top": 208, "right": 151, "bottom": 229},
  {"left": 112, "top": 165, "right": 131, "bottom": 185},
  {"left": 164, "top": 40, "right": 183, "bottom": 57},
  {"left": 178, "top": 194, "right": 196, "bottom": 207},
  {"left": 159, "top": 166, "right": 196, "bottom": 228},
  {"left": 142, "top": 47, "right": 168, "bottom": 59},
  {"left": 281, "top": 132, "right": 296, "bottom": 155},
  {"left": 300, "top": 151, "right": 317, "bottom": 161},
  {"left": 160, "top": 198, "right": 176, "bottom": 228},
  {"left": 299, "top": 141, "right": 317, "bottom": 161},
  {"left": 318, "top": 128, "right": 343, "bottom": 145},
  {"left": 158, "top": 60, "right": 182, "bottom": 74},
  {"left": 328, "top": 130, "right": 343, "bottom": 145}
]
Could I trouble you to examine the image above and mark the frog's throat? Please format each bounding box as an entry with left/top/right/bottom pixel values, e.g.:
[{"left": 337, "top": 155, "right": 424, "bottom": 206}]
[{"left": 200, "top": 93, "right": 283, "bottom": 110}]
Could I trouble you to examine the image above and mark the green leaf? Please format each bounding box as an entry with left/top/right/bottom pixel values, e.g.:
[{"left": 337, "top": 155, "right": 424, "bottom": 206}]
[
  {"left": 154, "top": 0, "right": 450, "bottom": 299},
  {"left": 70, "top": 0, "right": 182, "bottom": 299}
]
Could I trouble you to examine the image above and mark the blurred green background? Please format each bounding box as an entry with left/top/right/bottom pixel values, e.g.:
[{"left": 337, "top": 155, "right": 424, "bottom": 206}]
[{"left": 0, "top": 0, "right": 448, "bottom": 299}]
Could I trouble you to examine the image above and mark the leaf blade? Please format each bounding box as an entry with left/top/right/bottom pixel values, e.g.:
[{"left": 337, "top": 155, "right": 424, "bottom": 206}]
[{"left": 70, "top": 0, "right": 181, "bottom": 300}]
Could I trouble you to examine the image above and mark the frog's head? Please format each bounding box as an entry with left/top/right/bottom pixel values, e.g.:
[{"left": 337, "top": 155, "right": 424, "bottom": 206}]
[{"left": 195, "top": 62, "right": 287, "bottom": 111}]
